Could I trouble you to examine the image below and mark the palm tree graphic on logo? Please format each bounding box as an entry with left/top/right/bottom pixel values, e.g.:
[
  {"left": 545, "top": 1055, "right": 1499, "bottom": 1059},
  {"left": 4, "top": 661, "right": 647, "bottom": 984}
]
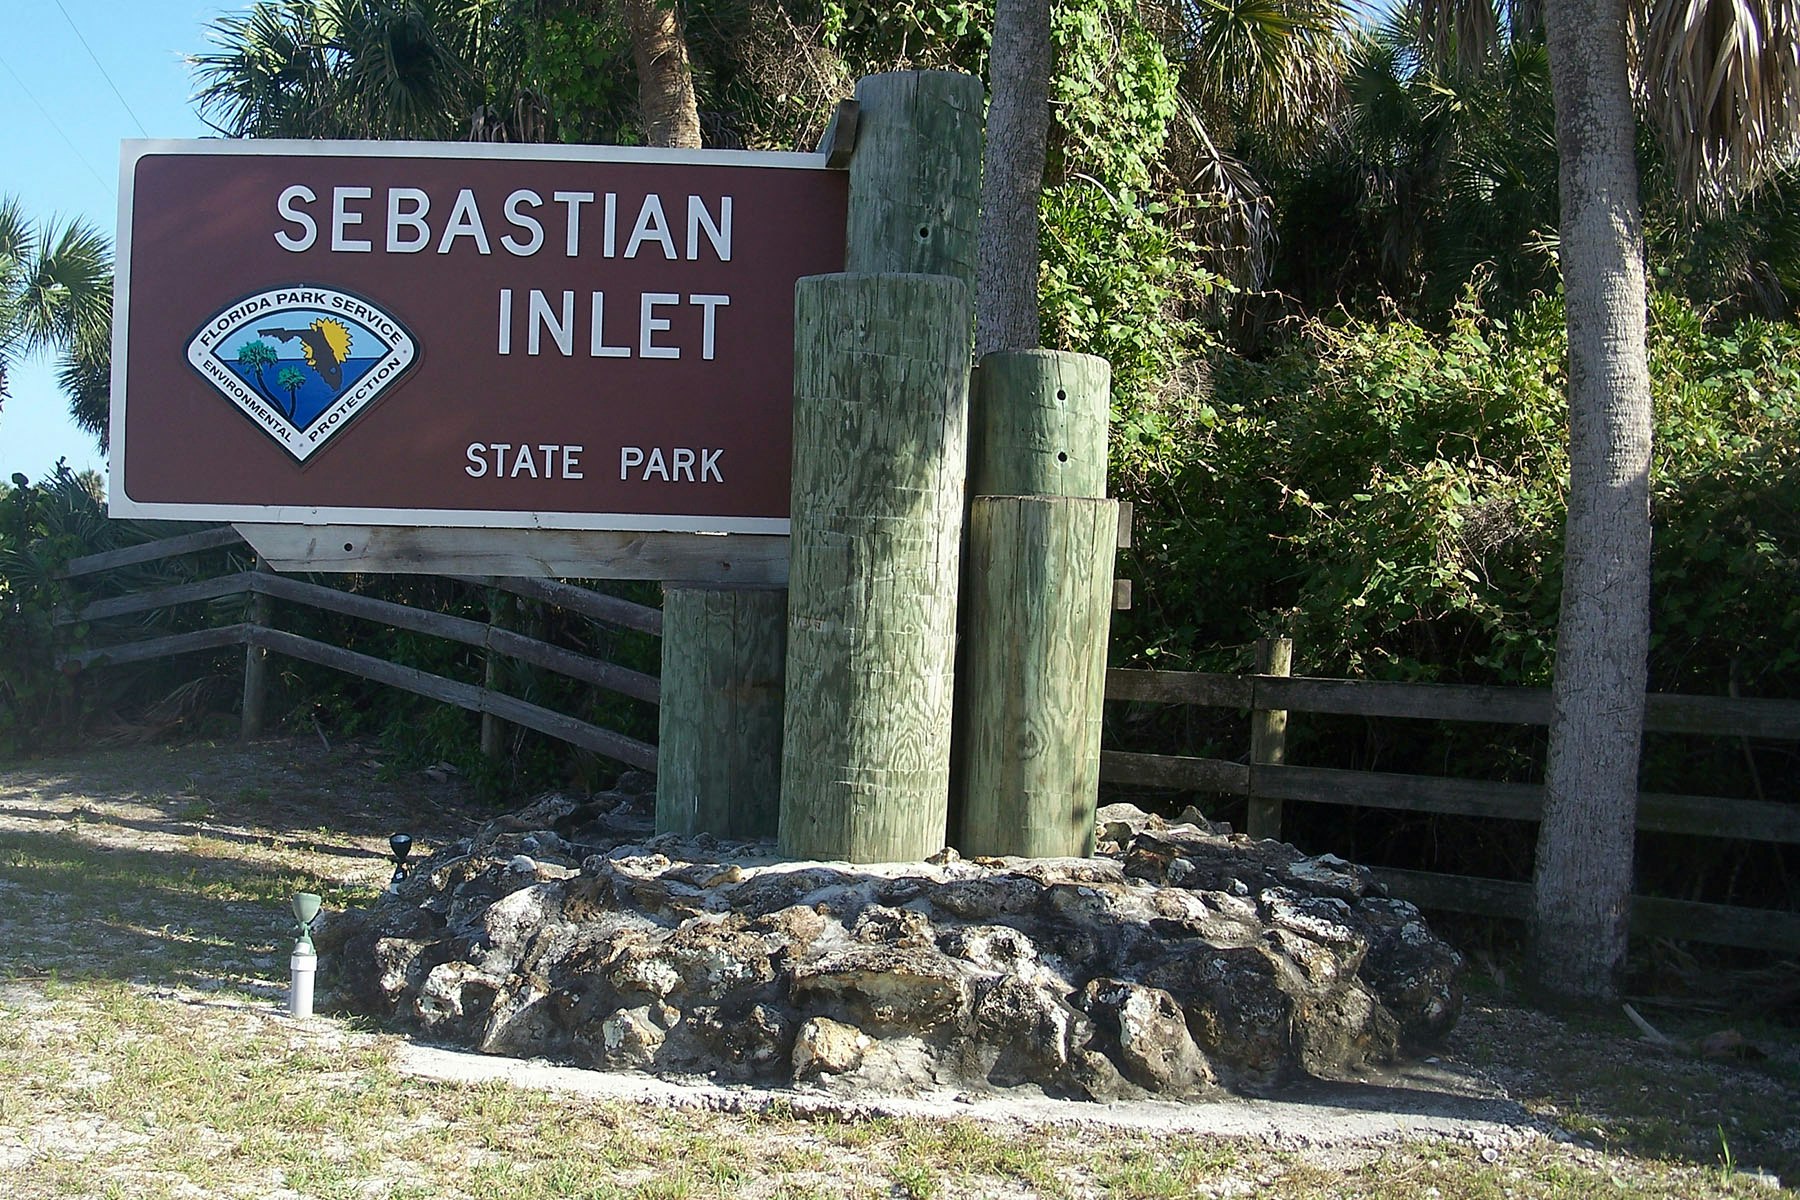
[
  {"left": 235, "top": 339, "right": 279, "bottom": 404},
  {"left": 276, "top": 366, "right": 307, "bottom": 418}
]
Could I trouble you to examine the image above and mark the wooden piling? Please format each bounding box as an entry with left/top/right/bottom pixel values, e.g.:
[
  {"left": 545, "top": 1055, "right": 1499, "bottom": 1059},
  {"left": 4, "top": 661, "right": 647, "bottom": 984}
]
[
  {"left": 656, "top": 585, "right": 786, "bottom": 838},
  {"left": 480, "top": 589, "right": 511, "bottom": 760},
  {"left": 968, "top": 350, "right": 1111, "bottom": 499},
  {"left": 654, "top": 70, "right": 983, "bottom": 838},
  {"left": 957, "top": 495, "right": 1119, "bottom": 858},
  {"left": 778, "top": 273, "right": 973, "bottom": 862},
  {"left": 952, "top": 349, "right": 1114, "bottom": 854},
  {"left": 844, "top": 72, "right": 985, "bottom": 290}
]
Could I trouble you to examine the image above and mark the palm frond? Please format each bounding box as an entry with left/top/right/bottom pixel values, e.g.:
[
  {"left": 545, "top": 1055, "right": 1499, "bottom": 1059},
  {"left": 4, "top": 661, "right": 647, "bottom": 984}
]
[
  {"left": 0, "top": 197, "right": 112, "bottom": 449},
  {"left": 1408, "top": 0, "right": 1503, "bottom": 74},
  {"left": 7, "top": 215, "right": 109, "bottom": 358},
  {"left": 193, "top": 0, "right": 494, "bottom": 141},
  {"left": 1173, "top": 95, "right": 1279, "bottom": 286},
  {"left": 56, "top": 321, "right": 112, "bottom": 447},
  {"left": 1639, "top": 0, "right": 1800, "bottom": 213},
  {"left": 1177, "top": 0, "right": 1355, "bottom": 147},
  {"left": 191, "top": 0, "right": 339, "bottom": 137}
]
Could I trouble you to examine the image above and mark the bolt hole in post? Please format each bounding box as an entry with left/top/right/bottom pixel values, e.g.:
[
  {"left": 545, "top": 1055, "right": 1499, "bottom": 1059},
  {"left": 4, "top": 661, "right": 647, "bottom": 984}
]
[
  {"left": 1057, "top": 451, "right": 1069, "bottom": 463},
  {"left": 918, "top": 226, "right": 930, "bottom": 240},
  {"left": 342, "top": 542, "right": 353, "bottom": 552}
]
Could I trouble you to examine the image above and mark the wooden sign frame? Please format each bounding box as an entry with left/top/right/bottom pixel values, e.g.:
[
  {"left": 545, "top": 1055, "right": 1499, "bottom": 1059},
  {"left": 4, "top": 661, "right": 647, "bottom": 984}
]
[
  {"left": 233, "top": 522, "right": 787, "bottom": 582},
  {"left": 110, "top": 138, "right": 848, "bottom": 552}
]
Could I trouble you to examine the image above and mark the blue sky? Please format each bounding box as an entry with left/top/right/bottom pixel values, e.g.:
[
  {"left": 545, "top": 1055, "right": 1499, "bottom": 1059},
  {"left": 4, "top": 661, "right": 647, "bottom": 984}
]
[{"left": 0, "top": 2, "right": 215, "bottom": 485}]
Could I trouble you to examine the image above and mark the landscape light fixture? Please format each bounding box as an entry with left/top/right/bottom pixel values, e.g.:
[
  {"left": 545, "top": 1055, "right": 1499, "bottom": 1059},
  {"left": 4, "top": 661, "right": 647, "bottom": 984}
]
[
  {"left": 289, "top": 892, "right": 322, "bottom": 1018},
  {"left": 388, "top": 834, "right": 414, "bottom": 892}
]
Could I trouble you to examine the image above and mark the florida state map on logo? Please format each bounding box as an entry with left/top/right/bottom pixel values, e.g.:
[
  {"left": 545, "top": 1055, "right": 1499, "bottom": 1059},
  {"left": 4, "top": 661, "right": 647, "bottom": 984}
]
[{"left": 185, "top": 286, "right": 418, "bottom": 462}]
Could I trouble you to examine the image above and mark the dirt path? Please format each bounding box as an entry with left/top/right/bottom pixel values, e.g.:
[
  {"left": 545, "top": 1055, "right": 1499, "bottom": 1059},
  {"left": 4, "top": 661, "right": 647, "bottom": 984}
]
[{"left": 0, "top": 738, "right": 1793, "bottom": 1199}]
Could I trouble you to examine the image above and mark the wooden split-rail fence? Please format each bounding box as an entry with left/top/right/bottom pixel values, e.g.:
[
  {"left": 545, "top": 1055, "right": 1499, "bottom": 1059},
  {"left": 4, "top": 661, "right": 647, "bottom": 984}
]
[
  {"left": 56, "top": 525, "right": 660, "bottom": 771},
  {"left": 56, "top": 530, "right": 1799, "bottom": 952},
  {"left": 1102, "top": 638, "right": 1800, "bottom": 954}
]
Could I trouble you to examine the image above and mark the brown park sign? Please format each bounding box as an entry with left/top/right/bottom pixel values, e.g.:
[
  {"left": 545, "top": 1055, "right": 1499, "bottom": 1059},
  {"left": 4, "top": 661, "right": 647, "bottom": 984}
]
[{"left": 110, "top": 140, "right": 848, "bottom": 534}]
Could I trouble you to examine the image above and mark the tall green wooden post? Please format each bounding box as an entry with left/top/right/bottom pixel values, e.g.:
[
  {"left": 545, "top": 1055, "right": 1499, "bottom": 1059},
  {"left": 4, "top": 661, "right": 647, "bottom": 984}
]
[
  {"left": 658, "top": 72, "right": 982, "bottom": 844},
  {"left": 776, "top": 71, "right": 985, "bottom": 863}
]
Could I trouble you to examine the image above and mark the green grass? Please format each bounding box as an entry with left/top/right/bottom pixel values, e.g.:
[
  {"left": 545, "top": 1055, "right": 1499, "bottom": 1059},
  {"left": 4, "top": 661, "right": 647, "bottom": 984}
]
[
  {"left": 0, "top": 738, "right": 1795, "bottom": 1200},
  {"left": 3, "top": 969, "right": 1790, "bottom": 1200}
]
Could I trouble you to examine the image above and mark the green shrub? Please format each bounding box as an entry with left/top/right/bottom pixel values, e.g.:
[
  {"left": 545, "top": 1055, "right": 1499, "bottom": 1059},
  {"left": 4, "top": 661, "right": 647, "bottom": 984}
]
[{"left": 1115, "top": 291, "right": 1800, "bottom": 708}]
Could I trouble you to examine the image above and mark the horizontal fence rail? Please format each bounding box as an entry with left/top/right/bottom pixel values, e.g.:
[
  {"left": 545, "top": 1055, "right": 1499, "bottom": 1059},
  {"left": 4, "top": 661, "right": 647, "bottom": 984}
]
[
  {"left": 1105, "top": 668, "right": 1800, "bottom": 739},
  {"left": 59, "top": 526, "right": 248, "bottom": 577},
  {"left": 56, "top": 525, "right": 660, "bottom": 770},
  {"left": 1102, "top": 664, "right": 1800, "bottom": 954}
]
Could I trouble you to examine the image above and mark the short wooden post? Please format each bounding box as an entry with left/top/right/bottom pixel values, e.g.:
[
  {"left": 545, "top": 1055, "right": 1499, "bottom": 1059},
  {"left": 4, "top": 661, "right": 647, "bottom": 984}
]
[
  {"left": 958, "top": 495, "right": 1118, "bottom": 857},
  {"left": 779, "top": 273, "right": 973, "bottom": 862},
  {"left": 657, "top": 585, "right": 786, "bottom": 838},
  {"left": 952, "top": 350, "right": 1113, "bottom": 852},
  {"left": 240, "top": 558, "right": 272, "bottom": 741},
  {"left": 968, "top": 351, "right": 1111, "bottom": 498},
  {"left": 480, "top": 589, "right": 510, "bottom": 760},
  {"left": 1247, "top": 636, "right": 1293, "bottom": 840}
]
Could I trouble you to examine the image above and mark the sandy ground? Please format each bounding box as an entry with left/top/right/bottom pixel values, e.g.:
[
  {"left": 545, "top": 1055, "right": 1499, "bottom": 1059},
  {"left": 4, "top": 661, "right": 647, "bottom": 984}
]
[{"left": 1, "top": 735, "right": 1793, "bottom": 1187}]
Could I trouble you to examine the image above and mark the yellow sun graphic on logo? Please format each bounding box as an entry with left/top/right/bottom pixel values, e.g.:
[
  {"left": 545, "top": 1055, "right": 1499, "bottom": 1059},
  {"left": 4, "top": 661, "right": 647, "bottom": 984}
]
[{"left": 306, "top": 318, "right": 353, "bottom": 372}]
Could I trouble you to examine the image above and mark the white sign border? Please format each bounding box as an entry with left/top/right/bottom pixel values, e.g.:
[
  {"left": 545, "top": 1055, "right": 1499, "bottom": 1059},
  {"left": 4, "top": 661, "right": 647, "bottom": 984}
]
[{"left": 110, "top": 138, "right": 831, "bottom": 536}]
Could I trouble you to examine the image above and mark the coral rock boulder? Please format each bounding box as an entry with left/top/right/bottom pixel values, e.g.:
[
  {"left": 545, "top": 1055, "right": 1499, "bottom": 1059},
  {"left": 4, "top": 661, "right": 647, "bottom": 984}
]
[{"left": 319, "top": 796, "right": 1463, "bottom": 1098}]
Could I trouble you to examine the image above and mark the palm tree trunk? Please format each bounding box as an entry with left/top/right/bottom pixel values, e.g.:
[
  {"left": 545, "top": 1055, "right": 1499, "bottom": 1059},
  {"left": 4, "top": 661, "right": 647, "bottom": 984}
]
[
  {"left": 976, "top": 0, "right": 1051, "bottom": 357},
  {"left": 1531, "top": 0, "right": 1653, "bottom": 1003},
  {"left": 619, "top": 0, "right": 702, "bottom": 150}
]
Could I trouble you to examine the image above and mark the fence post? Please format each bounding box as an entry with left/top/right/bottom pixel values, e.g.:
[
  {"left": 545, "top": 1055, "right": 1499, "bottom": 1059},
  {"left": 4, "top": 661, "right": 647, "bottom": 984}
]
[
  {"left": 1247, "top": 635, "right": 1293, "bottom": 840},
  {"left": 480, "top": 587, "right": 510, "bottom": 760},
  {"left": 240, "top": 558, "right": 272, "bottom": 741}
]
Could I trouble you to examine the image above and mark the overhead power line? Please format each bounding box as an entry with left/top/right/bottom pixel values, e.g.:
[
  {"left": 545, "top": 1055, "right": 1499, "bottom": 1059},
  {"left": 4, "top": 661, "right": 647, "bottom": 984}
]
[
  {"left": 0, "top": 48, "right": 114, "bottom": 199},
  {"left": 51, "top": 0, "right": 151, "bottom": 138}
]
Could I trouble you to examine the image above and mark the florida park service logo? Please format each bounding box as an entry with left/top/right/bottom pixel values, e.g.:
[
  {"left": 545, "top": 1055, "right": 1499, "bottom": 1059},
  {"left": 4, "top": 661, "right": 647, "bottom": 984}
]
[{"left": 186, "top": 286, "right": 418, "bottom": 462}]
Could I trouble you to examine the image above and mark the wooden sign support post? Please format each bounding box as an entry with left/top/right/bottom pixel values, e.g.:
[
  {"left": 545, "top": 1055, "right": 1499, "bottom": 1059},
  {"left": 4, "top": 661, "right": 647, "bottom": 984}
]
[
  {"left": 955, "top": 350, "right": 1117, "bottom": 858},
  {"left": 775, "top": 71, "right": 985, "bottom": 862},
  {"left": 657, "top": 73, "right": 981, "bottom": 844},
  {"left": 1247, "top": 635, "right": 1294, "bottom": 840},
  {"left": 656, "top": 587, "right": 786, "bottom": 837},
  {"left": 780, "top": 275, "right": 972, "bottom": 860}
]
